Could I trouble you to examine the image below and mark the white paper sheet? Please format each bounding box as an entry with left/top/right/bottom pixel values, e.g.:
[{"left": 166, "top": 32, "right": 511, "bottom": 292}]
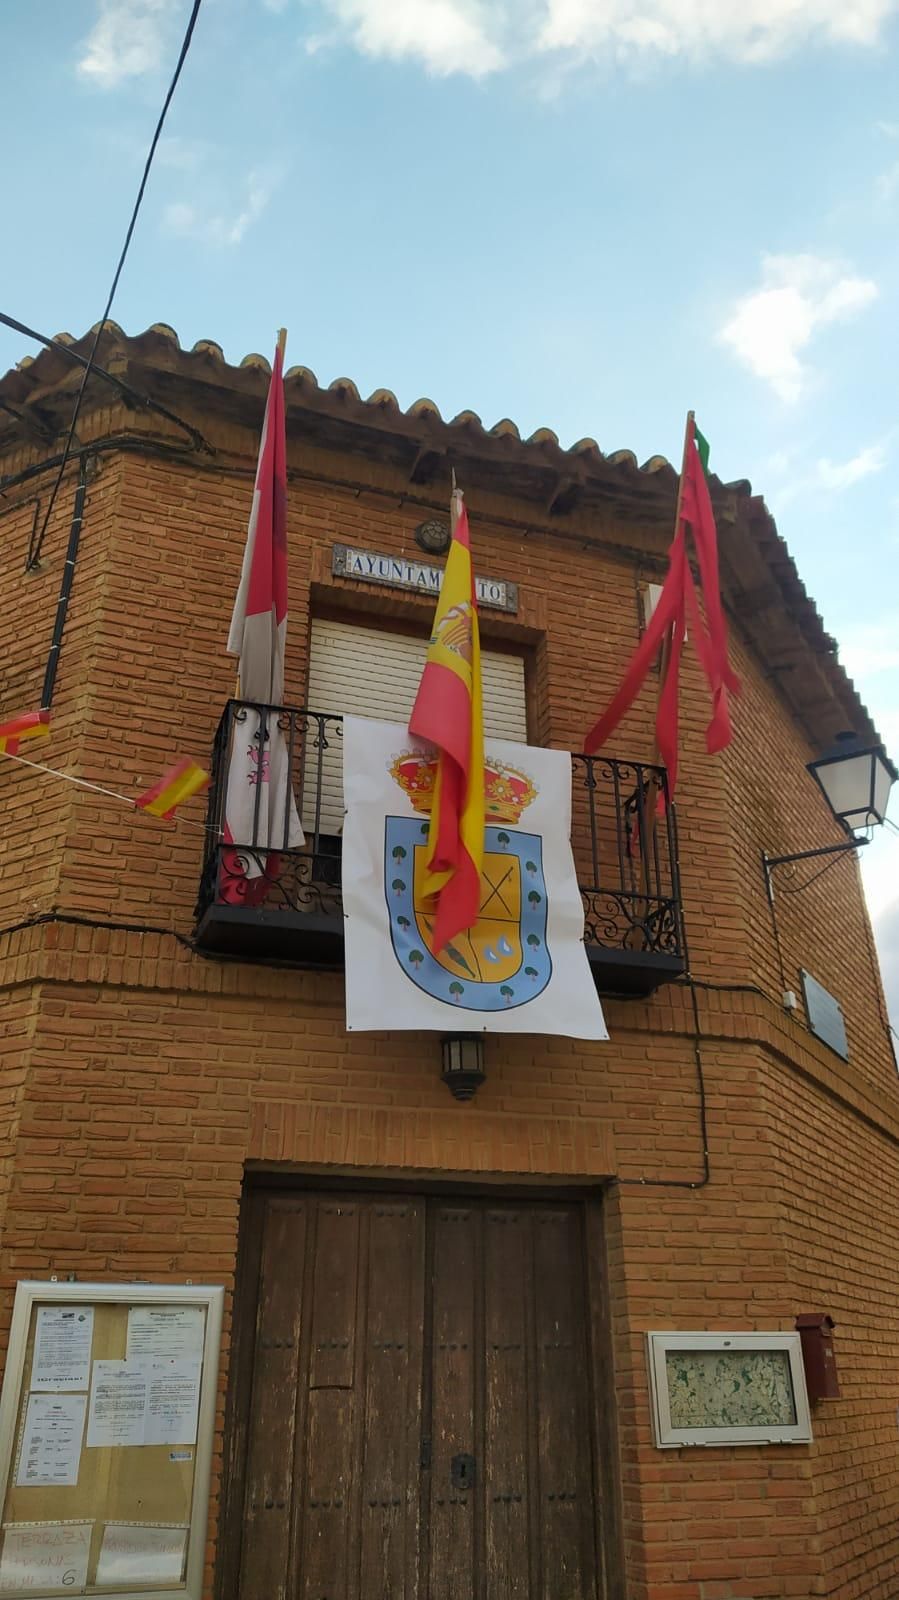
[
  {"left": 143, "top": 1362, "right": 201, "bottom": 1448},
  {"left": 126, "top": 1307, "right": 204, "bottom": 1362},
  {"left": 0, "top": 1523, "right": 91, "bottom": 1590},
  {"left": 30, "top": 1307, "right": 93, "bottom": 1393},
  {"left": 86, "top": 1362, "right": 148, "bottom": 1449},
  {"left": 16, "top": 1395, "right": 86, "bottom": 1488},
  {"left": 87, "top": 1359, "right": 201, "bottom": 1449},
  {"left": 95, "top": 1524, "right": 187, "bottom": 1587}
]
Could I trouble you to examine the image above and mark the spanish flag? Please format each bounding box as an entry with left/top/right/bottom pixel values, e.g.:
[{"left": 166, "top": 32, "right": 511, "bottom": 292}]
[
  {"left": 0, "top": 710, "right": 50, "bottom": 756},
  {"left": 409, "top": 488, "right": 485, "bottom": 953},
  {"left": 135, "top": 757, "right": 210, "bottom": 820}
]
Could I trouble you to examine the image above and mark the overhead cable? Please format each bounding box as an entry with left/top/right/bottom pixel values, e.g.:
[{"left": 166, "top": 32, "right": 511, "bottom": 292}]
[{"left": 26, "top": 0, "right": 204, "bottom": 568}]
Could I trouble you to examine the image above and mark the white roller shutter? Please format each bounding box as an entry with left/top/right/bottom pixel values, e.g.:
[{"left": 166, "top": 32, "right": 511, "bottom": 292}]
[{"left": 303, "top": 618, "right": 528, "bottom": 834}]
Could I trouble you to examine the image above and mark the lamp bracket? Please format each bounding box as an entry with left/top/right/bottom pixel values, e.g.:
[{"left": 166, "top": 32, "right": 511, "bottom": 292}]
[{"left": 763, "top": 837, "right": 869, "bottom": 903}]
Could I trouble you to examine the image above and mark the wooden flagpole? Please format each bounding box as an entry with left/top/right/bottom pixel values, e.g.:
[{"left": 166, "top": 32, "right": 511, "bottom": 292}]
[
  {"left": 235, "top": 329, "right": 288, "bottom": 700},
  {"left": 632, "top": 410, "right": 693, "bottom": 938},
  {"left": 652, "top": 409, "right": 693, "bottom": 759}
]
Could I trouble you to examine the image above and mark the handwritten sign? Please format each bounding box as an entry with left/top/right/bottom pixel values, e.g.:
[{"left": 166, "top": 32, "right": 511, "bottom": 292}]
[
  {"left": 96, "top": 1524, "right": 187, "bottom": 1586},
  {"left": 0, "top": 1523, "right": 91, "bottom": 1590}
]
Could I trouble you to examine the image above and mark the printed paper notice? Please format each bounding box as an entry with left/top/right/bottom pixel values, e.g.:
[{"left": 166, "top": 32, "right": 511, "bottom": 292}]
[
  {"left": 96, "top": 1524, "right": 187, "bottom": 1587},
  {"left": 87, "top": 1359, "right": 201, "bottom": 1449},
  {"left": 0, "top": 1523, "right": 91, "bottom": 1591},
  {"left": 30, "top": 1306, "right": 94, "bottom": 1392},
  {"left": 16, "top": 1394, "right": 86, "bottom": 1487},
  {"left": 87, "top": 1362, "right": 148, "bottom": 1449},
  {"left": 143, "top": 1361, "right": 201, "bottom": 1447},
  {"left": 126, "top": 1306, "right": 204, "bottom": 1362}
]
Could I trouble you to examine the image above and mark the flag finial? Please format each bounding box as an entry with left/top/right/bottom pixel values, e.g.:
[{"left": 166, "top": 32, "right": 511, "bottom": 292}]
[{"left": 277, "top": 328, "right": 287, "bottom": 360}]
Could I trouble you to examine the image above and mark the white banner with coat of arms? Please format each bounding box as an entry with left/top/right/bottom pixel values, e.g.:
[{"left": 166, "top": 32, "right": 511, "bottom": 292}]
[{"left": 342, "top": 717, "right": 608, "bottom": 1039}]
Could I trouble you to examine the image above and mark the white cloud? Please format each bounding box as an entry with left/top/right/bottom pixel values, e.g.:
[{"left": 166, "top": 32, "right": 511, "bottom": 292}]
[
  {"left": 77, "top": 0, "right": 178, "bottom": 87},
  {"left": 163, "top": 170, "right": 280, "bottom": 246},
  {"left": 719, "top": 254, "right": 879, "bottom": 403},
  {"left": 536, "top": 0, "right": 899, "bottom": 64},
  {"left": 316, "top": 0, "right": 506, "bottom": 75},
  {"left": 877, "top": 119, "right": 899, "bottom": 137},
  {"left": 814, "top": 443, "right": 887, "bottom": 490},
  {"left": 309, "top": 0, "right": 899, "bottom": 77}
]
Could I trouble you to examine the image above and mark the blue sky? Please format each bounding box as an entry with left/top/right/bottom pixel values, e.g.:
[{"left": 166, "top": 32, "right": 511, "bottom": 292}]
[{"left": 3, "top": 0, "right": 899, "bottom": 1018}]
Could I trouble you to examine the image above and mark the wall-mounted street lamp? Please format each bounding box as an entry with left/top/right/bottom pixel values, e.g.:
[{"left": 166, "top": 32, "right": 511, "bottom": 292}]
[
  {"left": 806, "top": 732, "right": 897, "bottom": 834},
  {"left": 764, "top": 731, "right": 897, "bottom": 897},
  {"left": 441, "top": 1035, "right": 486, "bottom": 1101}
]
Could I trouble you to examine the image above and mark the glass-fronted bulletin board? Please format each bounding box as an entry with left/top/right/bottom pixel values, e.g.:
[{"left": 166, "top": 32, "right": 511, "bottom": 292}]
[{"left": 0, "top": 1283, "right": 224, "bottom": 1599}]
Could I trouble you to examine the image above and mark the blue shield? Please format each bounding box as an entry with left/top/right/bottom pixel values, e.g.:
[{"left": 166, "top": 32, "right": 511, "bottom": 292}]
[{"left": 385, "top": 819, "right": 552, "bottom": 1012}]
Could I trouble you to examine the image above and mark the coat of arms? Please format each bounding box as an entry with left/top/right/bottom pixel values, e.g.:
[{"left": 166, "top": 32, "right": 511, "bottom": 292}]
[{"left": 384, "top": 752, "right": 551, "bottom": 1011}]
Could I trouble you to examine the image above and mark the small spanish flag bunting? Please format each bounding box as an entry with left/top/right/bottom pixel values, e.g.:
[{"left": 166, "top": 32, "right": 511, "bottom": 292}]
[
  {"left": 0, "top": 710, "right": 50, "bottom": 756},
  {"left": 135, "top": 757, "right": 210, "bottom": 820}
]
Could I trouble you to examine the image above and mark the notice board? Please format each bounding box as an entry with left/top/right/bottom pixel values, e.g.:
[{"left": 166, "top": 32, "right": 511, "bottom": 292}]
[{"left": 0, "top": 1284, "right": 223, "bottom": 1599}]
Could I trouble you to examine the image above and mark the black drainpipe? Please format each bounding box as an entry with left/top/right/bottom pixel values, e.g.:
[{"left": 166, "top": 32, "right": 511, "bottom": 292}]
[{"left": 40, "top": 457, "right": 88, "bottom": 711}]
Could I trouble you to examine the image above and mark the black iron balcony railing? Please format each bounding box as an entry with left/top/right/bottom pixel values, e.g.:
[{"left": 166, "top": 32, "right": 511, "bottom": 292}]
[{"left": 194, "top": 700, "right": 686, "bottom": 996}]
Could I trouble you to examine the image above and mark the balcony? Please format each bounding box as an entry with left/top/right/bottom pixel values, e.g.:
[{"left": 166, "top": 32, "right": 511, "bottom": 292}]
[{"left": 194, "top": 701, "right": 686, "bottom": 997}]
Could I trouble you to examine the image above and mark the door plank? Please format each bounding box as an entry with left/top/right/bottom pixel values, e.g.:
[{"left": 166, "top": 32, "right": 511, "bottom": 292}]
[
  {"left": 239, "top": 1199, "right": 307, "bottom": 1600},
  {"left": 359, "top": 1201, "right": 425, "bottom": 1600},
  {"left": 584, "top": 1199, "right": 622, "bottom": 1600},
  {"left": 308, "top": 1198, "right": 361, "bottom": 1388},
  {"left": 484, "top": 1206, "right": 532, "bottom": 1598},
  {"left": 300, "top": 1386, "right": 355, "bottom": 1600},
  {"left": 296, "top": 1197, "right": 363, "bottom": 1600},
  {"left": 426, "top": 1204, "right": 478, "bottom": 1600},
  {"left": 532, "top": 1207, "right": 598, "bottom": 1600}
]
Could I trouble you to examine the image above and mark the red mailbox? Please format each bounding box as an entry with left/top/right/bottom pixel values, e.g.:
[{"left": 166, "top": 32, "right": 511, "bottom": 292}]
[{"left": 796, "top": 1313, "right": 840, "bottom": 1402}]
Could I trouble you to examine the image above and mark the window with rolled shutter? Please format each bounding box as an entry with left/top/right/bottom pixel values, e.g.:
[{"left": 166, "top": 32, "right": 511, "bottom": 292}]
[{"left": 303, "top": 618, "right": 528, "bottom": 834}]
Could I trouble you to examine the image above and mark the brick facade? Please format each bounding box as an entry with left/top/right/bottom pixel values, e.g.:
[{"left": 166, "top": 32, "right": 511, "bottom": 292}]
[{"left": 1, "top": 329, "right": 897, "bottom": 1598}]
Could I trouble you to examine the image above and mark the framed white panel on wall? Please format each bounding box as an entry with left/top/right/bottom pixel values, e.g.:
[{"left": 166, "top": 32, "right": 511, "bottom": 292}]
[
  {"left": 0, "top": 1282, "right": 224, "bottom": 1599},
  {"left": 646, "top": 1331, "right": 812, "bottom": 1448}
]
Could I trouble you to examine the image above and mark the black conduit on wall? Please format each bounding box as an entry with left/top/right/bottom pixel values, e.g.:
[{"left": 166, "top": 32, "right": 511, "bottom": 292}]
[{"left": 40, "top": 458, "right": 87, "bottom": 711}]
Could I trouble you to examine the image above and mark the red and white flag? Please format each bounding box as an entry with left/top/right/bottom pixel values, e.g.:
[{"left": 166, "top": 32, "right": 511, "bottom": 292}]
[{"left": 222, "top": 337, "right": 304, "bottom": 898}]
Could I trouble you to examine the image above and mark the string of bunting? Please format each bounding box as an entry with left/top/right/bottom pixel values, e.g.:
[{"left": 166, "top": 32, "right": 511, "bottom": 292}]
[{"left": 0, "top": 713, "right": 212, "bottom": 831}]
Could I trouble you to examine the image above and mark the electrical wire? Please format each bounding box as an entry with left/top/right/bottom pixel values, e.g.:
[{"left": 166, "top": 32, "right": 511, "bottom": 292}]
[
  {"left": 610, "top": 975, "right": 710, "bottom": 1192},
  {"left": 28, "top": 0, "right": 203, "bottom": 568}
]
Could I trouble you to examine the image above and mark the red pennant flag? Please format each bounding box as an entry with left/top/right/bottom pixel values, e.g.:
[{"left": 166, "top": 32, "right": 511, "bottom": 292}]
[{"left": 584, "top": 416, "right": 739, "bottom": 796}]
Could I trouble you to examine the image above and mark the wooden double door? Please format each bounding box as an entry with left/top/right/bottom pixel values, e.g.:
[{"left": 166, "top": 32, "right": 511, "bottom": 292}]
[{"left": 224, "top": 1188, "right": 614, "bottom": 1599}]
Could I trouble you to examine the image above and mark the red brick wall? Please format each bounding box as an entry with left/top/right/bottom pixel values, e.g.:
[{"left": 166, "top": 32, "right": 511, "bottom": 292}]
[{"left": 1, "top": 395, "right": 898, "bottom": 1599}]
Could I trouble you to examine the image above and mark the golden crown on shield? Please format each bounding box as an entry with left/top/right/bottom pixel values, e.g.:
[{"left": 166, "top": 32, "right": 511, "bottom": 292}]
[{"left": 389, "top": 752, "right": 537, "bottom": 825}]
